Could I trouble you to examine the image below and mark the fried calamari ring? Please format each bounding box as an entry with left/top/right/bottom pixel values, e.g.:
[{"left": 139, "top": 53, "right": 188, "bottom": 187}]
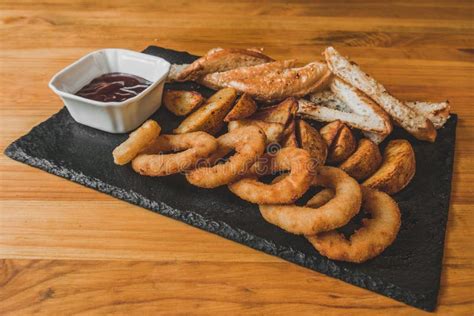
[
  {"left": 132, "top": 132, "right": 218, "bottom": 177},
  {"left": 228, "top": 147, "right": 314, "bottom": 204},
  {"left": 307, "top": 187, "right": 401, "bottom": 263},
  {"left": 185, "top": 126, "right": 266, "bottom": 188},
  {"left": 259, "top": 166, "right": 362, "bottom": 235}
]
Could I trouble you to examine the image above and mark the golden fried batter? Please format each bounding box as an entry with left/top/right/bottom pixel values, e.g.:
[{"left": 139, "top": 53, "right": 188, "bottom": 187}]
[
  {"left": 259, "top": 167, "right": 362, "bottom": 235},
  {"left": 186, "top": 126, "right": 266, "bottom": 188},
  {"left": 132, "top": 132, "right": 217, "bottom": 177},
  {"left": 228, "top": 147, "right": 314, "bottom": 204},
  {"left": 307, "top": 187, "right": 401, "bottom": 263}
]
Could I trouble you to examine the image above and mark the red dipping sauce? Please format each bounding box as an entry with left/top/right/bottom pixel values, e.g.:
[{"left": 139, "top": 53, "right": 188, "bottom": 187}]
[{"left": 75, "top": 72, "right": 152, "bottom": 102}]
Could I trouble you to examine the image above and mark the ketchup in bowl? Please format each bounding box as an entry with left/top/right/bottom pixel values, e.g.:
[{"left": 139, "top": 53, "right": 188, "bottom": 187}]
[{"left": 75, "top": 72, "right": 152, "bottom": 102}]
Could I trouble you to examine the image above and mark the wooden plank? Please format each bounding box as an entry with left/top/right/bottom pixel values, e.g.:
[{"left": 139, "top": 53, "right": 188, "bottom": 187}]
[
  {"left": 1, "top": 0, "right": 473, "bottom": 314},
  {"left": 1, "top": 259, "right": 473, "bottom": 315}
]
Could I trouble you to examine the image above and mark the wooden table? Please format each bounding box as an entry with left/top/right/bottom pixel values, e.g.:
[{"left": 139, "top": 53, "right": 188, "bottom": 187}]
[{"left": 1, "top": 1, "right": 473, "bottom": 314}]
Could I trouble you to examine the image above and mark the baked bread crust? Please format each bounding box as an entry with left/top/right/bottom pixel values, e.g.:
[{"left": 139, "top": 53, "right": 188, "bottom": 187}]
[
  {"left": 324, "top": 46, "right": 436, "bottom": 142},
  {"left": 171, "top": 48, "right": 274, "bottom": 82},
  {"left": 200, "top": 60, "right": 331, "bottom": 102}
]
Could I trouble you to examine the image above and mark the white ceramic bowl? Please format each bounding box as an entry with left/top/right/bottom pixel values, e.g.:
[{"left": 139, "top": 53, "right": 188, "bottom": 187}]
[{"left": 49, "top": 49, "right": 170, "bottom": 133}]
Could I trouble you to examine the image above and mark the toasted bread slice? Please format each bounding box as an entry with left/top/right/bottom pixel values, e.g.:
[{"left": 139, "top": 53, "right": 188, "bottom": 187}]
[
  {"left": 169, "top": 48, "right": 273, "bottom": 82},
  {"left": 174, "top": 88, "right": 237, "bottom": 135},
  {"left": 168, "top": 64, "right": 189, "bottom": 82},
  {"left": 297, "top": 99, "right": 386, "bottom": 134},
  {"left": 324, "top": 47, "right": 436, "bottom": 142},
  {"left": 308, "top": 90, "right": 389, "bottom": 144},
  {"left": 339, "top": 138, "right": 382, "bottom": 181},
  {"left": 330, "top": 78, "right": 392, "bottom": 135},
  {"left": 309, "top": 90, "right": 449, "bottom": 130},
  {"left": 224, "top": 93, "right": 257, "bottom": 122},
  {"left": 363, "top": 139, "right": 416, "bottom": 194},
  {"left": 309, "top": 90, "right": 351, "bottom": 112},
  {"left": 362, "top": 132, "right": 387, "bottom": 145},
  {"left": 297, "top": 119, "right": 327, "bottom": 166},
  {"left": 163, "top": 90, "right": 205, "bottom": 116},
  {"left": 405, "top": 101, "right": 450, "bottom": 129},
  {"left": 200, "top": 60, "right": 331, "bottom": 102},
  {"left": 201, "top": 59, "right": 295, "bottom": 87}
]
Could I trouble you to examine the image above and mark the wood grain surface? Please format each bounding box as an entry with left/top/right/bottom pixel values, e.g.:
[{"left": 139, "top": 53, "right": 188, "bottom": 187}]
[{"left": 1, "top": 0, "right": 473, "bottom": 314}]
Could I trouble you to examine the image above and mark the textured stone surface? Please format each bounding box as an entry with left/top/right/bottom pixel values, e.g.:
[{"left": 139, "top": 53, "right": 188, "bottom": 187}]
[{"left": 4, "top": 46, "right": 457, "bottom": 312}]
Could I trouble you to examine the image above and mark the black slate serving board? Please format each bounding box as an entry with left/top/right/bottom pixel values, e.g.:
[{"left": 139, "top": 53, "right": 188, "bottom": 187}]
[{"left": 4, "top": 46, "right": 457, "bottom": 312}]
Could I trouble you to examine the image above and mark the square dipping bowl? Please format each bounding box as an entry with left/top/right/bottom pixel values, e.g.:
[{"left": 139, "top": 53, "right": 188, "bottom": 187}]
[{"left": 49, "top": 49, "right": 170, "bottom": 133}]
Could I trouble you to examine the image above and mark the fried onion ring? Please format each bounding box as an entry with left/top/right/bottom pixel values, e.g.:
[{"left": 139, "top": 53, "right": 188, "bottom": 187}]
[
  {"left": 185, "top": 126, "right": 266, "bottom": 188},
  {"left": 307, "top": 187, "right": 401, "bottom": 263},
  {"left": 259, "top": 166, "right": 362, "bottom": 235},
  {"left": 228, "top": 147, "right": 314, "bottom": 204},
  {"left": 112, "top": 120, "right": 161, "bottom": 165},
  {"left": 132, "top": 132, "right": 218, "bottom": 177}
]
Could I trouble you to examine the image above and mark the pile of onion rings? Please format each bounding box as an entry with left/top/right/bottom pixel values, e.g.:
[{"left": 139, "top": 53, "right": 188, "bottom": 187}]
[{"left": 113, "top": 116, "right": 403, "bottom": 263}]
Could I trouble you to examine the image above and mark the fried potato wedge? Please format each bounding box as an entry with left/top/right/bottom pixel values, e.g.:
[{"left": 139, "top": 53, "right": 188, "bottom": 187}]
[
  {"left": 363, "top": 139, "right": 416, "bottom": 194},
  {"left": 224, "top": 93, "right": 257, "bottom": 122},
  {"left": 163, "top": 90, "right": 205, "bottom": 116},
  {"left": 228, "top": 97, "right": 298, "bottom": 144},
  {"left": 339, "top": 138, "right": 382, "bottom": 181},
  {"left": 319, "top": 120, "right": 344, "bottom": 146},
  {"left": 112, "top": 120, "right": 161, "bottom": 165},
  {"left": 251, "top": 97, "right": 298, "bottom": 126},
  {"left": 281, "top": 119, "right": 298, "bottom": 148},
  {"left": 296, "top": 119, "right": 327, "bottom": 166},
  {"left": 174, "top": 88, "right": 237, "bottom": 135},
  {"left": 320, "top": 121, "right": 356, "bottom": 163},
  {"left": 327, "top": 125, "right": 356, "bottom": 164},
  {"left": 228, "top": 119, "right": 284, "bottom": 144}
]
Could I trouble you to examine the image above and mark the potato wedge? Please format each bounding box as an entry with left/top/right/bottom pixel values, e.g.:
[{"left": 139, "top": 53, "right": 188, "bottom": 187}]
[
  {"left": 251, "top": 97, "right": 297, "bottom": 126},
  {"left": 281, "top": 119, "right": 298, "bottom": 148},
  {"left": 163, "top": 90, "right": 205, "bottom": 116},
  {"left": 228, "top": 119, "right": 284, "bottom": 144},
  {"left": 319, "top": 120, "right": 344, "bottom": 146},
  {"left": 174, "top": 88, "right": 237, "bottom": 135},
  {"left": 112, "top": 120, "right": 161, "bottom": 165},
  {"left": 363, "top": 139, "right": 416, "bottom": 194},
  {"left": 339, "top": 138, "right": 382, "bottom": 181},
  {"left": 296, "top": 119, "right": 327, "bottom": 166},
  {"left": 327, "top": 125, "right": 356, "bottom": 164},
  {"left": 224, "top": 93, "right": 257, "bottom": 122}
]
